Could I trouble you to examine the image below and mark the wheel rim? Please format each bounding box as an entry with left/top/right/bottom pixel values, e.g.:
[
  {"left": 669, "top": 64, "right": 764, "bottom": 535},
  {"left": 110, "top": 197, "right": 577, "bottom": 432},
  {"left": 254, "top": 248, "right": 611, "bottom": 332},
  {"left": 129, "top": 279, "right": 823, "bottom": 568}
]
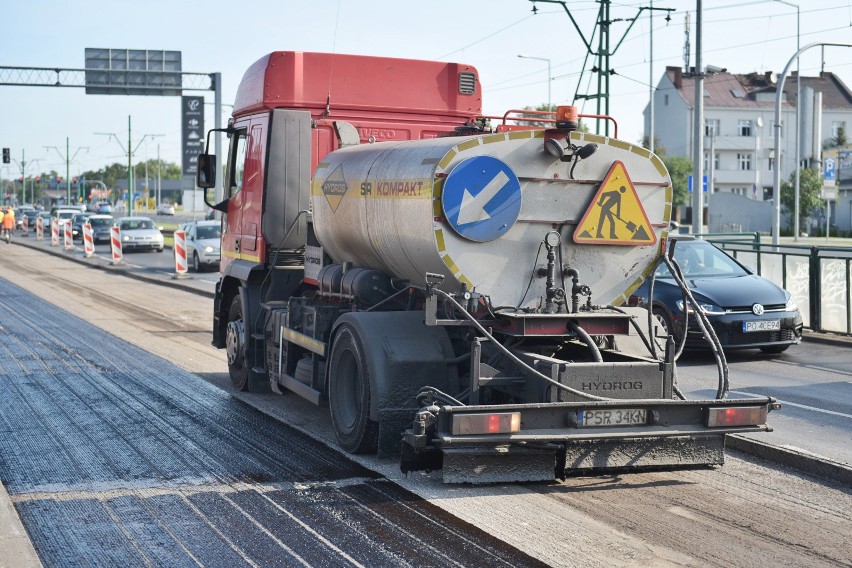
[
  {"left": 226, "top": 318, "right": 245, "bottom": 369},
  {"left": 654, "top": 311, "right": 670, "bottom": 335}
]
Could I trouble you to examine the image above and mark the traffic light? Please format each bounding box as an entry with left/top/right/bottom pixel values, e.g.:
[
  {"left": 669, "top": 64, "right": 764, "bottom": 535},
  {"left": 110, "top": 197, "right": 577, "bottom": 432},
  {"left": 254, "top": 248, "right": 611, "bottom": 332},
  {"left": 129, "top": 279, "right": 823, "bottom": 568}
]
[{"left": 1, "top": 148, "right": 9, "bottom": 164}]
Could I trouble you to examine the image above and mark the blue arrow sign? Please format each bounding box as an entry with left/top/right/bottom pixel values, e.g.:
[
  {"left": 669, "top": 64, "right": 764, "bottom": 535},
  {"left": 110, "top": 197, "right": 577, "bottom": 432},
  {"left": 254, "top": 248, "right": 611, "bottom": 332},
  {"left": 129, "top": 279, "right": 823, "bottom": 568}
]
[
  {"left": 687, "top": 174, "right": 708, "bottom": 193},
  {"left": 442, "top": 156, "right": 522, "bottom": 242}
]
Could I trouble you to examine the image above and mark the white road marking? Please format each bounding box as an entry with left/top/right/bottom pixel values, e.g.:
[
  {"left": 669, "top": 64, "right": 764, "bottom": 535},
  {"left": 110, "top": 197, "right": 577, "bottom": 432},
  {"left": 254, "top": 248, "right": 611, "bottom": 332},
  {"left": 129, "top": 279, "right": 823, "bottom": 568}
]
[{"left": 729, "top": 390, "right": 852, "bottom": 419}]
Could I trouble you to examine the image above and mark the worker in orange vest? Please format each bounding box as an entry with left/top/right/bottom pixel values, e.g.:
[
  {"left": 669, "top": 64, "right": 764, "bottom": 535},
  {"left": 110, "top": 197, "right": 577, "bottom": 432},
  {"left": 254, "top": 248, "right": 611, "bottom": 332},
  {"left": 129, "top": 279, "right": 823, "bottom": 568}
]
[{"left": 2, "top": 207, "right": 15, "bottom": 243}]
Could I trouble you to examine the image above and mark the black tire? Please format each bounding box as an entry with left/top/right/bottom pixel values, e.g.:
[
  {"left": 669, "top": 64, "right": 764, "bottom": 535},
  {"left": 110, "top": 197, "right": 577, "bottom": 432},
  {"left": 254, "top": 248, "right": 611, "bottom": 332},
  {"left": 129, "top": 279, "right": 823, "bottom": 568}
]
[
  {"left": 328, "top": 324, "right": 379, "bottom": 454},
  {"left": 157, "top": 247, "right": 164, "bottom": 253},
  {"left": 193, "top": 252, "right": 202, "bottom": 273},
  {"left": 760, "top": 344, "right": 789, "bottom": 354},
  {"left": 226, "top": 295, "right": 250, "bottom": 391}
]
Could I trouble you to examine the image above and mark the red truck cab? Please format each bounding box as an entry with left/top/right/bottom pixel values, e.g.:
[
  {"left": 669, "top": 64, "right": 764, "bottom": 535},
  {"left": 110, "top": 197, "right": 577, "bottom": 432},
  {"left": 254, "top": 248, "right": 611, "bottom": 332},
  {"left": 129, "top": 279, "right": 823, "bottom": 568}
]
[{"left": 216, "top": 51, "right": 483, "bottom": 274}]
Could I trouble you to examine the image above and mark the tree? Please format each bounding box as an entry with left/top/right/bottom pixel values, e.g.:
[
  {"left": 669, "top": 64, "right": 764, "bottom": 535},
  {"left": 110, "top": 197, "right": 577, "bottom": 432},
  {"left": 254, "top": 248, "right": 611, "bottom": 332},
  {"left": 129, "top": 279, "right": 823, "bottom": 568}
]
[
  {"left": 781, "top": 167, "right": 823, "bottom": 231},
  {"left": 824, "top": 126, "right": 848, "bottom": 150},
  {"left": 79, "top": 159, "right": 182, "bottom": 189},
  {"left": 640, "top": 135, "right": 666, "bottom": 156},
  {"left": 661, "top": 155, "right": 692, "bottom": 208}
]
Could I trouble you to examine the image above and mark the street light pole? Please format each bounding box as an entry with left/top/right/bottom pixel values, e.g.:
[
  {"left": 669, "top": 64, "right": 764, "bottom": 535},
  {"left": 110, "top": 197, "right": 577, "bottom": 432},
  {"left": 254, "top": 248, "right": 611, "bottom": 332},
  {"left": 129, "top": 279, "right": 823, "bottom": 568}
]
[
  {"left": 772, "top": 42, "right": 852, "bottom": 246},
  {"left": 773, "top": 1, "right": 801, "bottom": 240},
  {"left": 518, "top": 54, "right": 552, "bottom": 111}
]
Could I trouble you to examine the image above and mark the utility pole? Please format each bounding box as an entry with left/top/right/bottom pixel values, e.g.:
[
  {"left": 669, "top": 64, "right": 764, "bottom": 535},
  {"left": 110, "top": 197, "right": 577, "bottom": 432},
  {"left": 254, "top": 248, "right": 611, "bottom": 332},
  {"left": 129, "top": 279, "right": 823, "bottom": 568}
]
[
  {"left": 692, "top": 0, "right": 704, "bottom": 235},
  {"left": 157, "top": 144, "right": 161, "bottom": 210},
  {"left": 534, "top": 0, "right": 673, "bottom": 135},
  {"left": 45, "top": 137, "right": 87, "bottom": 204},
  {"left": 96, "top": 118, "right": 162, "bottom": 217}
]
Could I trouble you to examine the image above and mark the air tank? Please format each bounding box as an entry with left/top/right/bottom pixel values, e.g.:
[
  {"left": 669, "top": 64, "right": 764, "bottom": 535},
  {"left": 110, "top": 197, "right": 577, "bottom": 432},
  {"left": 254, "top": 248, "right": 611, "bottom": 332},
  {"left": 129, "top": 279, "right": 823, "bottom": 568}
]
[{"left": 311, "top": 129, "right": 672, "bottom": 309}]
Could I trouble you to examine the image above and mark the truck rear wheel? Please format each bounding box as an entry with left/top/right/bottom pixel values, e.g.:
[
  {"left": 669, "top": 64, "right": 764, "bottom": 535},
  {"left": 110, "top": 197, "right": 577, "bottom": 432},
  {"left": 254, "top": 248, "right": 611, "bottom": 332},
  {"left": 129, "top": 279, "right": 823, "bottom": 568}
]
[
  {"left": 226, "top": 295, "right": 250, "bottom": 391},
  {"left": 328, "top": 324, "right": 378, "bottom": 454}
]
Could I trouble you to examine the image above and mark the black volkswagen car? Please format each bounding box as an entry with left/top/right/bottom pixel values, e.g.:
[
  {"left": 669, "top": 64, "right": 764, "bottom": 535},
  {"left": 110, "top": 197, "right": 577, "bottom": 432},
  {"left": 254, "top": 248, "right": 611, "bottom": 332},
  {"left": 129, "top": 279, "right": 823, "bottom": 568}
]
[{"left": 631, "top": 237, "right": 803, "bottom": 353}]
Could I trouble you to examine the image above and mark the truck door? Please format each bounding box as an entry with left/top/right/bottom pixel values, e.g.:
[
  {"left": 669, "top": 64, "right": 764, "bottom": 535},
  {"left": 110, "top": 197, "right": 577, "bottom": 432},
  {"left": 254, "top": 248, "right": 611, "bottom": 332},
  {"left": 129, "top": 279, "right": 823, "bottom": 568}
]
[{"left": 222, "top": 118, "right": 267, "bottom": 271}]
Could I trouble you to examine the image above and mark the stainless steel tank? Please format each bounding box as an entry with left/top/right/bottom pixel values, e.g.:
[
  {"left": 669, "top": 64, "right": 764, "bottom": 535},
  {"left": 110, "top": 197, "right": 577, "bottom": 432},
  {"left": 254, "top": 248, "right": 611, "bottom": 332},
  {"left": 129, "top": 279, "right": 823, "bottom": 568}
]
[{"left": 311, "top": 130, "right": 672, "bottom": 308}]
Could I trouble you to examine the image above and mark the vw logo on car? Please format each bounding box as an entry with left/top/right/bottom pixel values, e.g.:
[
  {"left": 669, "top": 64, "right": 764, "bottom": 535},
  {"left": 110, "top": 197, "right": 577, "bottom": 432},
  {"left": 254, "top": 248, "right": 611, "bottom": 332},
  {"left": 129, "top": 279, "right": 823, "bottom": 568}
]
[{"left": 752, "top": 303, "right": 765, "bottom": 316}]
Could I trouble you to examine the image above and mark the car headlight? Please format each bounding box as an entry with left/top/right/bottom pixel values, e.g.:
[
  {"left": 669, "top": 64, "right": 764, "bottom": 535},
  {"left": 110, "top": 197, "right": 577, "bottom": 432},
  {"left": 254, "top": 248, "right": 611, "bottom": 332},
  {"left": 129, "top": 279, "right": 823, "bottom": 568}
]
[
  {"left": 204, "top": 245, "right": 214, "bottom": 253},
  {"left": 676, "top": 299, "right": 726, "bottom": 315},
  {"left": 123, "top": 235, "right": 130, "bottom": 241},
  {"left": 784, "top": 291, "right": 798, "bottom": 312}
]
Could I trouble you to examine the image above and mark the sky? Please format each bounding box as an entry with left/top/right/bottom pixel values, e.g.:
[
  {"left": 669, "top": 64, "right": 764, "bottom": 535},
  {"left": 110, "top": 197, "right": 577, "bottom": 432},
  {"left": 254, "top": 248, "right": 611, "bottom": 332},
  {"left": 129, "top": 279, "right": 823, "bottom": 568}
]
[{"left": 1, "top": 0, "right": 851, "bottom": 182}]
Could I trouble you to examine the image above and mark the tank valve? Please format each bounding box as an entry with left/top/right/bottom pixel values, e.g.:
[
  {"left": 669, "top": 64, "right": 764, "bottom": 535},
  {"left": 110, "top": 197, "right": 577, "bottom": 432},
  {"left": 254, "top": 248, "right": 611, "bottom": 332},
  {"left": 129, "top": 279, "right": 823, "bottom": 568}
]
[{"left": 542, "top": 231, "right": 566, "bottom": 314}]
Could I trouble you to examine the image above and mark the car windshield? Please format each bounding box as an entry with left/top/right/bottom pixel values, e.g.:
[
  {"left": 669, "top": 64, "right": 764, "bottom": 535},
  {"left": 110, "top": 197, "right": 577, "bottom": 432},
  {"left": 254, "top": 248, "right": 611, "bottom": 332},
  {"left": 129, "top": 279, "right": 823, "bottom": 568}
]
[
  {"left": 656, "top": 241, "right": 748, "bottom": 278},
  {"left": 58, "top": 211, "right": 76, "bottom": 220},
  {"left": 196, "top": 225, "right": 221, "bottom": 240},
  {"left": 121, "top": 219, "right": 153, "bottom": 230},
  {"left": 89, "top": 218, "right": 113, "bottom": 228}
]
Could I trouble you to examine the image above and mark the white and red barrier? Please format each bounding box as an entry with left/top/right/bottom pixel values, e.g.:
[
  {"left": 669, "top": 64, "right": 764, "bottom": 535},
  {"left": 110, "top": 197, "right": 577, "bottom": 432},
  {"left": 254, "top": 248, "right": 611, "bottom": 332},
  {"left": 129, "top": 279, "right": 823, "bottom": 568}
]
[
  {"left": 50, "top": 219, "right": 59, "bottom": 246},
  {"left": 21, "top": 215, "right": 29, "bottom": 237},
  {"left": 173, "top": 229, "right": 188, "bottom": 276},
  {"left": 63, "top": 221, "right": 73, "bottom": 250},
  {"left": 110, "top": 225, "right": 123, "bottom": 264},
  {"left": 83, "top": 222, "right": 95, "bottom": 257},
  {"left": 36, "top": 215, "right": 44, "bottom": 240}
]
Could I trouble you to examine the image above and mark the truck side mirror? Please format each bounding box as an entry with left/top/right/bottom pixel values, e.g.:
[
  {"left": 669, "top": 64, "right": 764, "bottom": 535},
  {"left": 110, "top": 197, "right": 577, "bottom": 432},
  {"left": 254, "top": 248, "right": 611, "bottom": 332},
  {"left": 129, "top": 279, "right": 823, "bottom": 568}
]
[{"left": 196, "top": 154, "right": 216, "bottom": 189}]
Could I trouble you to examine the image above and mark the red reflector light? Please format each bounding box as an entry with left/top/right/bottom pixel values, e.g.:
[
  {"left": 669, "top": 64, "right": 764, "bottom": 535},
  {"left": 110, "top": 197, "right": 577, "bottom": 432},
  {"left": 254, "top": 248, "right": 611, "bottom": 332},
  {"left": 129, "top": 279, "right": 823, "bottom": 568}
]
[
  {"left": 707, "top": 406, "right": 768, "bottom": 428},
  {"left": 452, "top": 413, "right": 521, "bottom": 436}
]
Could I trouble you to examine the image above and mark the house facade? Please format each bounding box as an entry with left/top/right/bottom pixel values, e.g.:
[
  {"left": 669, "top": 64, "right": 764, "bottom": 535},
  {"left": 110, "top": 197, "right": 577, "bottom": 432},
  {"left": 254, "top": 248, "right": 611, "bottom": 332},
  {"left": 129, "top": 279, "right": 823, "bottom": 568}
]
[{"left": 645, "top": 67, "right": 852, "bottom": 233}]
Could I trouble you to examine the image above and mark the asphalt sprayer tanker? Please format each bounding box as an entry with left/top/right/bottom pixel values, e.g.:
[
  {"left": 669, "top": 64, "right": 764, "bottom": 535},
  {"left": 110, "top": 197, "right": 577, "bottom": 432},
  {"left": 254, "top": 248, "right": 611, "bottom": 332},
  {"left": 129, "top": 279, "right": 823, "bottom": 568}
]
[{"left": 196, "top": 51, "right": 778, "bottom": 483}]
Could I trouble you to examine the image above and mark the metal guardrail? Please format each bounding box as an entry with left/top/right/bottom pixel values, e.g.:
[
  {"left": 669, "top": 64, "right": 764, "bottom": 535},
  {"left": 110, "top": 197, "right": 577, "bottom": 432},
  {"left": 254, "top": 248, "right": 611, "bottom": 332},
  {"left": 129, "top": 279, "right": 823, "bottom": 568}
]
[{"left": 702, "top": 234, "right": 852, "bottom": 335}]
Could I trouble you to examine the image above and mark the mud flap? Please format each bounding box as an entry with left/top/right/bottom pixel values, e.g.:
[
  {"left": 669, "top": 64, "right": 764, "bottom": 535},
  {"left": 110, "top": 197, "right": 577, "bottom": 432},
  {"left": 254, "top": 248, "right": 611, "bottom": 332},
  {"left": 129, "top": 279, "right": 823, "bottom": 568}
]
[
  {"left": 378, "top": 408, "right": 419, "bottom": 458},
  {"left": 441, "top": 446, "right": 558, "bottom": 484},
  {"left": 562, "top": 435, "right": 725, "bottom": 473}
]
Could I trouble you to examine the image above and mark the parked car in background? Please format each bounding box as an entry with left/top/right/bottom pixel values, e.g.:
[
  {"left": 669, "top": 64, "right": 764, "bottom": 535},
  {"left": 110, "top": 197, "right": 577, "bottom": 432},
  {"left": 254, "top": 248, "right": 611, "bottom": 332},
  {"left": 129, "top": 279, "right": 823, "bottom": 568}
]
[
  {"left": 181, "top": 220, "right": 221, "bottom": 271},
  {"left": 157, "top": 203, "right": 175, "bottom": 215},
  {"left": 70, "top": 212, "right": 94, "bottom": 241},
  {"left": 116, "top": 216, "right": 164, "bottom": 252},
  {"left": 631, "top": 236, "right": 803, "bottom": 354},
  {"left": 96, "top": 202, "right": 112, "bottom": 214}
]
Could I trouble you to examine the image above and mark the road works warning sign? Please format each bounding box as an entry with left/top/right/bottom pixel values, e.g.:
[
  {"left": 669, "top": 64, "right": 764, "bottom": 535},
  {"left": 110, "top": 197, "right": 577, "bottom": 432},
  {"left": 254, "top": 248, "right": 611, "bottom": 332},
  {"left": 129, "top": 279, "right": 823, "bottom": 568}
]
[{"left": 573, "top": 161, "right": 656, "bottom": 246}]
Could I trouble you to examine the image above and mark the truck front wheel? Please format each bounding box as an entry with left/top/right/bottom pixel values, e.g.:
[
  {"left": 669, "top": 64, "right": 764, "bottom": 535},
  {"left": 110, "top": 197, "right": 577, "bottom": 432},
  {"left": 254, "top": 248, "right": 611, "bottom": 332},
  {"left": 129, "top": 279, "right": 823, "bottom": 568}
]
[
  {"left": 328, "top": 324, "right": 378, "bottom": 454},
  {"left": 226, "top": 295, "right": 250, "bottom": 391}
]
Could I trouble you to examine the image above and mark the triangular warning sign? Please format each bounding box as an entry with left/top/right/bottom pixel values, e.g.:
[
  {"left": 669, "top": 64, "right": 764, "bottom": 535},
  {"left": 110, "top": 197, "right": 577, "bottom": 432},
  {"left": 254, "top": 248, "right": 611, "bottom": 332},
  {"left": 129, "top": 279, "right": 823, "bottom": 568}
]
[{"left": 573, "top": 160, "right": 657, "bottom": 246}]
